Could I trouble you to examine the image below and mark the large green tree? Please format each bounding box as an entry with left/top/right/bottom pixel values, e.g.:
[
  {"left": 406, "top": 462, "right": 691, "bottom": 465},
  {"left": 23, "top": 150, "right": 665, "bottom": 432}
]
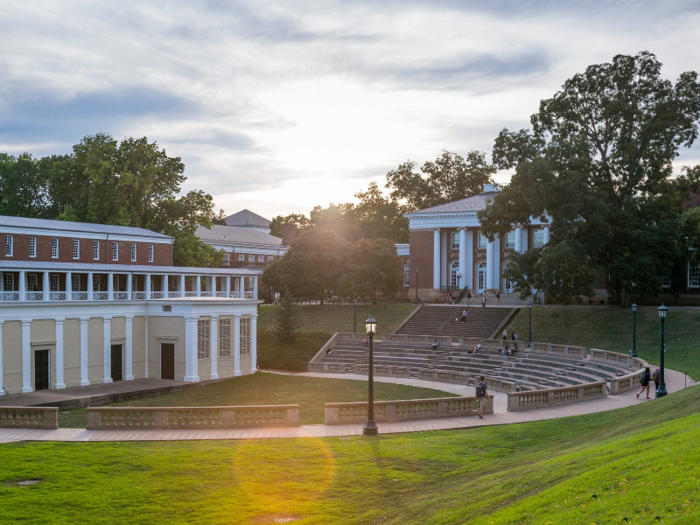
[
  {"left": 480, "top": 51, "right": 700, "bottom": 303},
  {"left": 339, "top": 238, "right": 404, "bottom": 303}
]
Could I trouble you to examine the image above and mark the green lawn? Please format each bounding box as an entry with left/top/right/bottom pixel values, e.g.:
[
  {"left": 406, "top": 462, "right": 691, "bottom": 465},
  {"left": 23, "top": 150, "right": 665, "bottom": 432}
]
[
  {"left": 507, "top": 305, "right": 700, "bottom": 380},
  {"left": 257, "top": 302, "right": 417, "bottom": 334},
  {"left": 257, "top": 330, "right": 332, "bottom": 371},
  {"left": 4, "top": 384, "right": 700, "bottom": 524},
  {"left": 58, "top": 372, "right": 457, "bottom": 428}
]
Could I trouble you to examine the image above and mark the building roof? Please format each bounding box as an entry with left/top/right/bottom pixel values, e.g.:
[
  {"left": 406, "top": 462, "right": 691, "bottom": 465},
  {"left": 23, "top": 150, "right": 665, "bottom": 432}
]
[
  {"left": 404, "top": 192, "right": 500, "bottom": 216},
  {"left": 224, "top": 209, "right": 270, "bottom": 228},
  {"left": 195, "top": 224, "right": 283, "bottom": 246},
  {"left": 0, "top": 260, "right": 258, "bottom": 275},
  {"left": 0, "top": 215, "right": 173, "bottom": 240}
]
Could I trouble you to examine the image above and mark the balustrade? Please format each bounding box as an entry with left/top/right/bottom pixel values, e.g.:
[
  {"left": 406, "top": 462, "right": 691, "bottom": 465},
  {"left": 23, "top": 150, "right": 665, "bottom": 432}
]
[{"left": 0, "top": 407, "right": 59, "bottom": 429}]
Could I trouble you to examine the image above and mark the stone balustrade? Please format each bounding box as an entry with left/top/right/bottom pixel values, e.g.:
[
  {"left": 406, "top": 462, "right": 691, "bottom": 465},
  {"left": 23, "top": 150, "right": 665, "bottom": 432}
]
[
  {"left": 609, "top": 369, "right": 646, "bottom": 395},
  {"left": 507, "top": 381, "right": 607, "bottom": 411},
  {"left": 86, "top": 405, "right": 299, "bottom": 430},
  {"left": 529, "top": 342, "right": 587, "bottom": 358},
  {"left": 0, "top": 406, "right": 59, "bottom": 429},
  {"left": 325, "top": 396, "right": 493, "bottom": 424},
  {"left": 590, "top": 349, "right": 644, "bottom": 369}
]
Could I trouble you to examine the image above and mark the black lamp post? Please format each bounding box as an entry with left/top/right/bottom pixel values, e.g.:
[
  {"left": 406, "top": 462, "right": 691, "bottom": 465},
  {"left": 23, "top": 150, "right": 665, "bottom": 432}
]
[
  {"left": 528, "top": 302, "right": 533, "bottom": 348},
  {"left": 631, "top": 303, "right": 638, "bottom": 358},
  {"left": 353, "top": 299, "right": 357, "bottom": 334},
  {"left": 414, "top": 268, "right": 419, "bottom": 304},
  {"left": 656, "top": 304, "right": 668, "bottom": 398},
  {"left": 363, "top": 315, "right": 378, "bottom": 436}
]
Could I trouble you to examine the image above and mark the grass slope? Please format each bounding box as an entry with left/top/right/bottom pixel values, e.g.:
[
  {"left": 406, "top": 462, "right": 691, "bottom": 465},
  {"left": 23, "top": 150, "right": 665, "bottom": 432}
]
[
  {"left": 58, "top": 372, "right": 457, "bottom": 428},
  {"left": 507, "top": 306, "right": 700, "bottom": 380},
  {"left": 3, "top": 385, "right": 700, "bottom": 524}
]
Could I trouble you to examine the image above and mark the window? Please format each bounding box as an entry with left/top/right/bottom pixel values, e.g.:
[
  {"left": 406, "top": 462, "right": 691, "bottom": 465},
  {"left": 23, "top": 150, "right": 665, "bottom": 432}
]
[
  {"left": 73, "top": 239, "right": 80, "bottom": 260},
  {"left": 248, "top": 255, "right": 255, "bottom": 263},
  {"left": 5, "top": 235, "right": 13, "bottom": 256},
  {"left": 50, "top": 274, "right": 59, "bottom": 292},
  {"left": 198, "top": 319, "right": 211, "bottom": 359},
  {"left": 28, "top": 274, "right": 38, "bottom": 291},
  {"left": 478, "top": 232, "right": 487, "bottom": 249},
  {"left": 72, "top": 274, "right": 80, "bottom": 291},
  {"left": 223, "top": 253, "right": 230, "bottom": 264},
  {"left": 29, "top": 237, "right": 37, "bottom": 258},
  {"left": 258, "top": 255, "right": 264, "bottom": 263},
  {"left": 661, "top": 275, "right": 671, "bottom": 288},
  {"left": 688, "top": 263, "right": 700, "bottom": 288},
  {"left": 268, "top": 255, "right": 274, "bottom": 262},
  {"left": 451, "top": 232, "right": 460, "bottom": 249},
  {"left": 4, "top": 273, "right": 14, "bottom": 291},
  {"left": 51, "top": 238, "right": 59, "bottom": 258},
  {"left": 131, "top": 243, "right": 137, "bottom": 262},
  {"left": 505, "top": 231, "right": 516, "bottom": 249},
  {"left": 93, "top": 241, "right": 100, "bottom": 260},
  {"left": 93, "top": 275, "right": 100, "bottom": 291},
  {"left": 238, "top": 254, "right": 245, "bottom": 262},
  {"left": 532, "top": 229, "right": 544, "bottom": 249},
  {"left": 450, "top": 261, "right": 460, "bottom": 288},
  {"left": 148, "top": 244, "right": 154, "bottom": 263},
  {"left": 404, "top": 263, "right": 410, "bottom": 287},
  {"left": 240, "top": 317, "right": 251, "bottom": 356},
  {"left": 112, "top": 241, "right": 119, "bottom": 261},
  {"left": 113, "top": 274, "right": 120, "bottom": 291},
  {"left": 219, "top": 318, "right": 232, "bottom": 357}
]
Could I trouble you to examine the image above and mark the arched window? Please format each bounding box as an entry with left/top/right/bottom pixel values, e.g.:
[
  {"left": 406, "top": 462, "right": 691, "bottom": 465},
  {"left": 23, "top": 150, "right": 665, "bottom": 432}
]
[
  {"left": 450, "top": 261, "right": 460, "bottom": 288},
  {"left": 477, "top": 261, "right": 487, "bottom": 292}
]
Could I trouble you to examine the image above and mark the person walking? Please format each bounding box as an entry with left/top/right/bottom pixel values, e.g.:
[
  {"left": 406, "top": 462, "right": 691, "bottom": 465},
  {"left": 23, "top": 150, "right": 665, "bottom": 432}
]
[
  {"left": 502, "top": 329, "right": 508, "bottom": 341},
  {"left": 476, "top": 376, "right": 488, "bottom": 419},
  {"left": 637, "top": 367, "right": 652, "bottom": 399},
  {"left": 461, "top": 308, "right": 467, "bottom": 323},
  {"left": 481, "top": 295, "right": 486, "bottom": 308},
  {"left": 652, "top": 368, "right": 660, "bottom": 392},
  {"left": 496, "top": 290, "right": 501, "bottom": 305},
  {"left": 466, "top": 291, "right": 472, "bottom": 306}
]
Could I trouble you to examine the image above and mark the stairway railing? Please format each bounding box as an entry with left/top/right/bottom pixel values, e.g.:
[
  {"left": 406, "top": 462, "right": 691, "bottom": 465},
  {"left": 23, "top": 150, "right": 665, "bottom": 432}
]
[{"left": 436, "top": 306, "right": 467, "bottom": 335}]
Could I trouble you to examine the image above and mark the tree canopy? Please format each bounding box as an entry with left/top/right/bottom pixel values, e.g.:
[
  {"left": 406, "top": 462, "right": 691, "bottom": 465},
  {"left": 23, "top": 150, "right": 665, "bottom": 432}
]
[{"left": 480, "top": 51, "right": 700, "bottom": 303}]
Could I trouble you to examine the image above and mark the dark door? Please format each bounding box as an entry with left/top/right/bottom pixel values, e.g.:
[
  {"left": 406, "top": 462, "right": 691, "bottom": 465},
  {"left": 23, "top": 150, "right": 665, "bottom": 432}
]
[
  {"left": 34, "top": 350, "right": 50, "bottom": 390},
  {"left": 111, "top": 345, "right": 123, "bottom": 382},
  {"left": 161, "top": 344, "right": 175, "bottom": 380}
]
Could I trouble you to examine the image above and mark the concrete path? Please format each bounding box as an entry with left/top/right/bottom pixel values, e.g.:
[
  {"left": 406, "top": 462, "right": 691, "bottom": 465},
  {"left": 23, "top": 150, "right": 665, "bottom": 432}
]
[{"left": 0, "top": 368, "right": 693, "bottom": 444}]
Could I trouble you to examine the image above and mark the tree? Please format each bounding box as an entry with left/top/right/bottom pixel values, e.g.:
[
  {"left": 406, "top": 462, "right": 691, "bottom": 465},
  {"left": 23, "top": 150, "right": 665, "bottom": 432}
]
[
  {"left": 272, "top": 288, "right": 303, "bottom": 343},
  {"left": 309, "top": 203, "right": 359, "bottom": 241},
  {"left": 353, "top": 182, "right": 408, "bottom": 242},
  {"left": 0, "top": 153, "right": 52, "bottom": 217},
  {"left": 340, "top": 238, "right": 404, "bottom": 303},
  {"left": 269, "top": 214, "right": 310, "bottom": 237},
  {"left": 385, "top": 150, "right": 496, "bottom": 211},
  {"left": 480, "top": 51, "right": 700, "bottom": 303}
]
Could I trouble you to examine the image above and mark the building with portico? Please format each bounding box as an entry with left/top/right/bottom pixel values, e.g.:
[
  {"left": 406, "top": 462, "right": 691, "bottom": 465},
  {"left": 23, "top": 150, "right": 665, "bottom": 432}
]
[{"left": 0, "top": 216, "right": 261, "bottom": 396}]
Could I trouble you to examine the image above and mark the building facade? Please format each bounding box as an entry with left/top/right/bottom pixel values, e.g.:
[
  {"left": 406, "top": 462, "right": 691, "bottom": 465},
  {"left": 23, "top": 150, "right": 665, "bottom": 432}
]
[{"left": 0, "top": 216, "right": 261, "bottom": 396}]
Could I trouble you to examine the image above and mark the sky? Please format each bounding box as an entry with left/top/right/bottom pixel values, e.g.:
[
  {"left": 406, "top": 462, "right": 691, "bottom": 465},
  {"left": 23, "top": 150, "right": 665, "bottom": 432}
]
[{"left": 1, "top": 0, "right": 700, "bottom": 220}]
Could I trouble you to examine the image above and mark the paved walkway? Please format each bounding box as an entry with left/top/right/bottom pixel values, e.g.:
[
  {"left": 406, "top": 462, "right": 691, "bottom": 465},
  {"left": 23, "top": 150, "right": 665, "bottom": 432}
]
[{"left": 0, "top": 368, "right": 694, "bottom": 444}]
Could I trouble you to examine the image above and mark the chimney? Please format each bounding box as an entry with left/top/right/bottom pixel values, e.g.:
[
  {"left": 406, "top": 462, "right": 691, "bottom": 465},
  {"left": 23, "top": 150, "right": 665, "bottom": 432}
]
[{"left": 281, "top": 223, "right": 297, "bottom": 245}]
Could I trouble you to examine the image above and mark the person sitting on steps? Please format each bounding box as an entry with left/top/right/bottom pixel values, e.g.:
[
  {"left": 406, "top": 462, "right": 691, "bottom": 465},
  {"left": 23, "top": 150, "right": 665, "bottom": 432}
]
[{"left": 432, "top": 338, "right": 439, "bottom": 350}]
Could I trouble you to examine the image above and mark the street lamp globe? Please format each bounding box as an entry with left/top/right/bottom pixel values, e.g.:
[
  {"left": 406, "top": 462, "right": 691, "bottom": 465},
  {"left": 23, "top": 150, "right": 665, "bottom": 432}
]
[
  {"left": 365, "top": 315, "right": 377, "bottom": 335},
  {"left": 632, "top": 303, "right": 637, "bottom": 313},
  {"left": 658, "top": 304, "right": 668, "bottom": 320}
]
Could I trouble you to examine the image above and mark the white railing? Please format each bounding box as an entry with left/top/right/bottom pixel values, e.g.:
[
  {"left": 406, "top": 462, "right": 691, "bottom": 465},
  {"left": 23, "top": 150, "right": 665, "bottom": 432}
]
[
  {"left": 26, "top": 291, "right": 43, "bottom": 301},
  {"left": 113, "top": 292, "right": 129, "bottom": 300},
  {"left": 0, "top": 291, "right": 19, "bottom": 301},
  {"left": 244, "top": 292, "right": 255, "bottom": 298},
  {"left": 150, "top": 292, "right": 165, "bottom": 299},
  {"left": 72, "top": 291, "right": 88, "bottom": 301},
  {"left": 0, "top": 406, "right": 59, "bottom": 429},
  {"left": 185, "top": 291, "right": 198, "bottom": 298},
  {"left": 49, "top": 291, "right": 67, "bottom": 301},
  {"left": 216, "top": 292, "right": 228, "bottom": 298},
  {"left": 200, "top": 291, "right": 213, "bottom": 298},
  {"left": 168, "top": 292, "right": 181, "bottom": 299},
  {"left": 507, "top": 381, "right": 607, "bottom": 411},
  {"left": 230, "top": 291, "right": 242, "bottom": 298},
  {"left": 133, "top": 291, "right": 147, "bottom": 300},
  {"left": 93, "top": 291, "right": 109, "bottom": 301},
  {"left": 0, "top": 287, "right": 256, "bottom": 303}
]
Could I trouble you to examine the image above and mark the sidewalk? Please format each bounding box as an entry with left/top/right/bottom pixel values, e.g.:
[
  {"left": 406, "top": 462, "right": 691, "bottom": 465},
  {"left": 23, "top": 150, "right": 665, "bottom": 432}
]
[{"left": 0, "top": 369, "right": 694, "bottom": 444}]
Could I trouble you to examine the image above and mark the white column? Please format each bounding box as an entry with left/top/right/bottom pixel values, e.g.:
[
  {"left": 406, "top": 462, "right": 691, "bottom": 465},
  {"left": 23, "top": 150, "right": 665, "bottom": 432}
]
[
  {"left": 184, "top": 316, "right": 200, "bottom": 382},
  {"left": 252, "top": 277, "right": 258, "bottom": 299},
  {"left": 66, "top": 272, "right": 72, "bottom": 301},
  {"left": 226, "top": 276, "right": 232, "bottom": 297},
  {"left": 180, "top": 275, "right": 186, "bottom": 297},
  {"left": 80, "top": 317, "right": 90, "bottom": 386},
  {"left": 107, "top": 273, "right": 114, "bottom": 301},
  {"left": 43, "top": 272, "right": 50, "bottom": 301},
  {"left": 127, "top": 274, "right": 133, "bottom": 301},
  {"left": 125, "top": 316, "right": 134, "bottom": 381},
  {"left": 196, "top": 275, "right": 202, "bottom": 296},
  {"left": 145, "top": 273, "right": 151, "bottom": 299},
  {"left": 87, "top": 272, "right": 94, "bottom": 301},
  {"left": 19, "top": 271, "right": 26, "bottom": 302},
  {"left": 432, "top": 229, "right": 441, "bottom": 290},
  {"left": 144, "top": 315, "right": 149, "bottom": 378},
  {"left": 210, "top": 315, "right": 219, "bottom": 380},
  {"left": 238, "top": 277, "right": 244, "bottom": 296},
  {"left": 440, "top": 231, "right": 448, "bottom": 288},
  {"left": 163, "top": 275, "right": 169, "bottom": 297},
  {"left": 102, "top": 317, "right": 113, "bottom": 383},
  {"left": 458, "top": 228, "right": 467, "bottom": 290},
  {"left": 486, "top": 238, "right": 495, "bottom": 290},
  {"left": 494, "top": 235, "right": 501, "bottom": 291},
  {"left": 211, "top": 275, "right": 217, "bottom": 297},
  {"left": 233, "top": 315, "right": 241, "bottom": 376},
  {"left": 465, "top": 230, "right": 474, "bottom": 290},
  {"left": 0, "top": 321, "right": 4, "bottom": 395},
  {"left": 543, "top": 226, "right": 550, "bottom": 245},
  {"left": 515, "top": 225, "right": 523, "bottom": 253},
  {"left": 522, "top": 227, "right": 529, "bottom": 252},
  {"left": 21, "top": 319, "right": 32, "bottom": 393},
  {"left": 250, "top": 315, "right": 258, "bottom": 373},
  {"left": 55, "top": 318, "right": 65, "bottom": 389}
]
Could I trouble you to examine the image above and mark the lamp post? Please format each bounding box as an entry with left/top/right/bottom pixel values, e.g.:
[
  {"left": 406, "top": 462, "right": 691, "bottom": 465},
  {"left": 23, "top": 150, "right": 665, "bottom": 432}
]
[
  {"left": 656, "top": 304, "right": 668, "bottom": 398},
  {"left": 630, "top": 303, "right": 638, "bottom": 358},
  {"left": 414, "top": 268, "right": 419, "bottom": 304},
  {"left": 353, "top": 300, "right": 357, "bottom": 334},
  {"left": 363, "top": 315, "right": 378, "bottom": 436},
  {"left": 528, "top": 302, "right": 533, "bottom": 348}
]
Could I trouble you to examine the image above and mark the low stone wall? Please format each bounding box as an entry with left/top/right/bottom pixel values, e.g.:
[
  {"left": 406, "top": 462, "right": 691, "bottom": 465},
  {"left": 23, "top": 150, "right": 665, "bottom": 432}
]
[
  {"left": 308, "top": 362, "right": 347, "bottom": 374},
  {"left": 418, "top": 370, "right": 519, "bottom": 393},
  {"left": 529, "top": 342, "right": 588, "bottom": 358},
  {"left": 325, "top": 396, "right": 493, "bottom": 424},
  {"left": 609, "top": 370, "right": 646, "bottom": 395},
  {"left": 0, "top": 406, "right": 59, "bottom": 429},
  {"left": 355, "top": 365, "right": 410, "bottom": 378},
  {"left": 86, "top": 405, "right": 300, "bottom": 430},
  {"left": 590, "top": 349, "right": 645, "bottom": 370},
  {"left": 507, "top": 381, "right": 607, "bottom": 411}
]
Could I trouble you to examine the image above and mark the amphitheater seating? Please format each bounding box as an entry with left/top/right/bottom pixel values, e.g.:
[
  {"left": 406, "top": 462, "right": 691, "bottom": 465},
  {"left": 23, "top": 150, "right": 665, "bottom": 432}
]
[{"left": 397, "top": 304, "right": 516, "bottom": 339}]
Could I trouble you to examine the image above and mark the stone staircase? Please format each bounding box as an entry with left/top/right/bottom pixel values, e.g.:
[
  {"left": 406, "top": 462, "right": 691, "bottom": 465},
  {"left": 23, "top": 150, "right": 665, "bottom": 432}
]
[{"left": 397, "top": 304, "right": 517, "bottom": 339}]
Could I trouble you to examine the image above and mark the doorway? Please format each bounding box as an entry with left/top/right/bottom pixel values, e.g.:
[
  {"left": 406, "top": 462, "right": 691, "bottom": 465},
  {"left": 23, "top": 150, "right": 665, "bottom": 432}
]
[
  {"left": 111, "top": 344, "right": 123, "bottom": 382},
  {"left": 34, "top": 350, "right": 50, "bottom": 390},
  {"left": 161, "top": 343, "right": 175, "bottom": 380},
  {"left": 477, "top": 262, "right": 487, "bottom": 293}
]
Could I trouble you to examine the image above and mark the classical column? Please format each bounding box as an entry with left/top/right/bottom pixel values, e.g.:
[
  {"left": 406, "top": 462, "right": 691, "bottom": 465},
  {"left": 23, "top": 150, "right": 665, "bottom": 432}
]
[
  {"left": 127, "top": 274, "right": 133, "bottom": 300},
  {"left": 196, "top": 275, "right": 202, "bottom": 296},
  {"left": 250, "top": 314, "right": 258, "bottom": 373},
  {"left": 486, "top": 238, "right": 495, "bottom": 290},
  {"left": 80, "top": 317, "right": 90, "bottom": 386},
  {"left": 163, "top": 275, "right": 169, "bottom": 297},
  {"left": 210, "top": 315, "right": 219, "bottom": 380},
  {"left": 494, "top": 235, "right": 501, "bottom": 292},
  {"left": 0, "top": 321, "right": 4, "bottom": 395},
  {"left": 43, "top": 272, "right": 50, "bottom": 301},
  {"left": 102, "top": 317, "right": 113, "bottom": 383},
  {"left": 87, "top": 272, "right": 93, "bottom": 301},
  {"left": 458, "top": 228, "right": 467, "bottom": 290},
  {"left": 226, "top": 276, "right": 232, "bottom": 297},
  {"left": 211, "top": 275, "right": 217, "bottom": 297},
  {"left": 21, "top": 319, "right": 32, "bottom": 393},
  {"left": 125, "top": 316, "right": 134, "bottom": 381},
  {"left": 66, "top": 272, "right": 72, "bottom": 301},
  {"left": 145, "top": 273, "right": 152, "bottom": 299},
  {"left": 19, "top": 271, "right": 26, "bottom": 302},
  {"left": 433, "top": 229, "right": 441, "bottom": 290},
  {"left": 465, "top": 230, "right": 474, "bottom": 290},
  {"left": 55, "top": 318, "right": 66, "bottom": 389},
  {"left": 107, "top": 273, "right": 114, "bottom": 301},
  {"left": 180, "top": 275, "right": 186, "bottom": 298},
  {"left": 543, "top": 226, "right": 550, "bottom": 245},
  {"left": 514, "top": 225, "right": 523, "bottom": 253},
  {"left": 184, "top": 316, "right": 200, "bottom": 382},
  {"left": 233, "top": 315, "right": 241, "bottom": 377},
  {"left": 144, "top": 315, "right": 149, "bottom": 378},
  {"left": 252, "top": 277, "right": 258, "bottom": 300}
]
